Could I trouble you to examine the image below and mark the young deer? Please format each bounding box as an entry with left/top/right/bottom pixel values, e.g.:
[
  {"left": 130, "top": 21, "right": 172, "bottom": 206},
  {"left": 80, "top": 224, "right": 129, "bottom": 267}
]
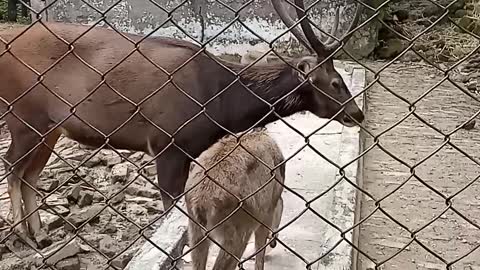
[{"left": 185, "top": 128, "right": 285, "bottom": 270}]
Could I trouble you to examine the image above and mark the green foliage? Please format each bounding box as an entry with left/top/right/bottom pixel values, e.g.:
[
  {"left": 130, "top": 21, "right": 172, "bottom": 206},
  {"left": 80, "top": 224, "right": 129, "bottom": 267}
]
[
  {"left": 0, "top": 0, "right": 7, "bottom": 21},
  {"left": 0, "top": 0, "right": 31, "bottom": 23}
]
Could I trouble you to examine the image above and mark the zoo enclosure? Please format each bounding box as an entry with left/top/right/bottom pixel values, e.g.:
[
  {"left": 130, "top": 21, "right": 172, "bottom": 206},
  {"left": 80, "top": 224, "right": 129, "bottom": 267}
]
[{"left": 0, "top": 0, "right": 480, "bottom": 270}]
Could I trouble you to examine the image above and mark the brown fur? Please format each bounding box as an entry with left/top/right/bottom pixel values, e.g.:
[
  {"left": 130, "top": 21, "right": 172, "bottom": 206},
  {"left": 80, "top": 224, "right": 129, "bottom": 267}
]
[{"left": 185, "top": 129, "right": 285, "bottom": 270}]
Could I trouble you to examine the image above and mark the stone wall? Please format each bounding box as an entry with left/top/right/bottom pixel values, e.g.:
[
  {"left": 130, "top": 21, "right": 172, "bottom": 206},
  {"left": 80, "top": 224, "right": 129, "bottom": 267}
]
[{"left": 37, "top": 0, "right": 383, "bottom": 58}]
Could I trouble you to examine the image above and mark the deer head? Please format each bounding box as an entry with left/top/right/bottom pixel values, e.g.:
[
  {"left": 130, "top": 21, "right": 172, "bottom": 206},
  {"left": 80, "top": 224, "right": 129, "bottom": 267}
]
[{"left": 272, "top": 0, "right": 364, "bottom": 127}]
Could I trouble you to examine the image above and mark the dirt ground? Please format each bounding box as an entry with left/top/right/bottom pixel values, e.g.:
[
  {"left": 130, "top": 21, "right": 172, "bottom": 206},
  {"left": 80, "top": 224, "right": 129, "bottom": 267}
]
[{"left": 357, "top": 60, "right": 480, "bottom": 270}]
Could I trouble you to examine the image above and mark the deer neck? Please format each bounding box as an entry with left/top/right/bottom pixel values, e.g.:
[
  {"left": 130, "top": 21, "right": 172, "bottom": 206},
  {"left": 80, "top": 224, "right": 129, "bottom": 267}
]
[{"left": 221, "top": 61, "right": 307, "bottom": 133}]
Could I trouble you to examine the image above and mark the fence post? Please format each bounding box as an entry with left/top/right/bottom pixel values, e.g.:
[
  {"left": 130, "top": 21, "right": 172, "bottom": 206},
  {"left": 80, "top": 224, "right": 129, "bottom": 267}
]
[{"left": 7, "top": 0, "right": 17, "bottom": 21}]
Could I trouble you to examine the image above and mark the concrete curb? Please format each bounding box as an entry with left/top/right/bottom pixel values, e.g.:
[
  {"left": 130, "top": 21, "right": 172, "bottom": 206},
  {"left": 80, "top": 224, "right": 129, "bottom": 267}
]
[
  {"left": 350, "top": 63, "right": 368, "bottom": 270},
  {"left": 344, "top": 64, "right": 367, "bottom": 270},
  {"left": 316, "top": 63, "right": 365, "bottom": 270},
  {"left": 125, "top": 199, "right": 189, "bottom": 270}
]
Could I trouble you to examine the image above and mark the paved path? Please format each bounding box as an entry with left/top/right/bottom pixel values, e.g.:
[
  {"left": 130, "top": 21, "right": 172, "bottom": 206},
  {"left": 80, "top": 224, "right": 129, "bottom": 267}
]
[
  {"left": 357, "top": 62, "right": 480, "bottom": 270},
  {"left": 126, "top": 61, "right": 366, "bottom": 270}
]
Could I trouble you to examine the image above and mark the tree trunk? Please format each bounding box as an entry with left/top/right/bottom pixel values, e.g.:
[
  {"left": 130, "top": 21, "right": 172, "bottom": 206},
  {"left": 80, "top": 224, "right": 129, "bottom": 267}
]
[
  {"left": 21, "top": 0, "right": 29, "bottom": 18},
  {"left": 30, "top": 0, "right": 47, "bottom": 21},
  {"left": 7, "top": 0, "right": 17, "bottom": 22}
]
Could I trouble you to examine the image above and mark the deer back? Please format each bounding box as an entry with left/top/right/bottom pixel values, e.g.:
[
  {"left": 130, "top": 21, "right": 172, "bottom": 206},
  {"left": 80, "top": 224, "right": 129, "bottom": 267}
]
[{"left": 186, "top": 129, "right": 285, "bottom": 225}]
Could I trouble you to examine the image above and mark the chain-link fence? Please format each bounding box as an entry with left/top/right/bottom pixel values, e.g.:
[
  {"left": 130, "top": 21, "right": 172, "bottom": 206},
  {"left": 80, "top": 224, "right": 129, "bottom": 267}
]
[{"left": 0, "top": 0, "right": 479, "bottom": 269}]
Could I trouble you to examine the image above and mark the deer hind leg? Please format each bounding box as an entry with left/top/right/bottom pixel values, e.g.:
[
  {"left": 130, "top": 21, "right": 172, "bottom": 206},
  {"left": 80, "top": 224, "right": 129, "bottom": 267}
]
[
  {"left": 4, "top": 160, "right": 26, "bottom": 236},
  {"left": 3, "top": 127, "right": 44, "bottom": 243},
  {"left": 21, "top": 131, "right": 60, "bottom": 238},
  {"left": 269, "top": 196, "right": 284, "bottom": 249},
  {"left": 254, "top": 226, "right": 269, "bottom": 270},
  {"left": 212, "top": 224, "right": 252, "bottom": 270}
]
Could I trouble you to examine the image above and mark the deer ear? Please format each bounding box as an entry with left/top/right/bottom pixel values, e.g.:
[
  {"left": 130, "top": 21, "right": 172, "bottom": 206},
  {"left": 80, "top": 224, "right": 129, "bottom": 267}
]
[
  {"left": 296, "top": 58, "right": 315, "bottom": 81},
  {"left": 297, "top": 59, "right": 311, "bottom": 73}
]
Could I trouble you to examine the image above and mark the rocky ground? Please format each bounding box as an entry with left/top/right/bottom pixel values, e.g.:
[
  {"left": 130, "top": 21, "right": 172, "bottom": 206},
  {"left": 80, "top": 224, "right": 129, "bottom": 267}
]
[
  {"left": 0, "top": 123, "right": 166, "bottom": 269},
  {"left": 371, "top": 0, "right": 480, "bottom": 95},
  {"left": 375, "top": 0, "right": 473, "bottom": 61}
]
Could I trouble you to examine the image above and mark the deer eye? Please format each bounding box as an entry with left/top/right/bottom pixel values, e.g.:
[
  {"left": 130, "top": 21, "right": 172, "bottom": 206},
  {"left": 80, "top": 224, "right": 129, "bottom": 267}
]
[{"left": 331, "top": 79, "right": 340, "bottom": 89}]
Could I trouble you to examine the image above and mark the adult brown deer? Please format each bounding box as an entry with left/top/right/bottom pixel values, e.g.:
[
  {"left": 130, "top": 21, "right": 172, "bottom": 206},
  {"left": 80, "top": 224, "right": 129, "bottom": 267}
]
[
  {"left": 185, "top": 128, "right": 285, "bottom": 270},
  {"left": 0, "top": 0, "right": 363, "bottom": 245}
]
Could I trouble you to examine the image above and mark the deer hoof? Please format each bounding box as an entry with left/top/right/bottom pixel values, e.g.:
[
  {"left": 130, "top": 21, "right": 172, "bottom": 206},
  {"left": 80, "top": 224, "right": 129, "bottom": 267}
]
[
  {"left": 269, "top": 238, "right": 277, "bottom": 248},
  {"left": 7, "top": 230, "right": 38, "bottom": 251}
]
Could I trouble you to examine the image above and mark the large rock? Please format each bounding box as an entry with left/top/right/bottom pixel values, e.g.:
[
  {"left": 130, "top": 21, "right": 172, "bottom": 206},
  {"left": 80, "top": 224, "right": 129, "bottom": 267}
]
[
  {"left": 52, "top": 205, "right": 71, "bottom": 216},
  {"left": 144, "top": 201, "right": 164, "bottom": 214},
  {"left": 34, "top": 229, "right": 53, "bottom": 249},
  {"left": 66, "top": 184, "right": 82, "bottom": 204},
  {"left": 38, "top": 179, "right": 60, "bottom": 192},
  {"left": 109, "top": 163, "right": 130, "bottom": 184},
  {"left": 77, "top": 190, "right": 94, "bottom": 207},
  {"left": 141, "top": 165, "right": 157, "bottom": 177},
  {"left": 81, "top": 234, "right": 103, "bottom": 249},
  {"left": 125, "top": 182, "right": 161, "bottom": 199},
  {"left": 126, "top": 204, "right": 147, "bottom": 216},
  {"left": 83, "top": 155, "right": 103, "bottom": 168},
  {"left": 112, "top": 250, "right": 135, "bottom": 268},
  {"left": 375, "top": 39, "right": 408, "bottom": 59},
  {"left": 99, "top": 235, "right": 120, "bottom": 257},
  {"left": 40, "top": 210, "right": 67, "bottom": 231},
  {"left": 100, "top": 224, "right": 118, "bottom": 234},
  {"left": 35, "top": 239, "right": 84, "bottom": 266},
  {"left": 103, "top": 153, "right": 123, "bottom": 167},
  {"left": 107, "top": 184, "right": 126, "bottom": 204},
  {"left": 64, "top": 205, "right": 104, "bottom": 232},
  {"left": 42, "top": 194, "right": 69, "bottom": 209},
  {"left": 56, "top": 257, "right": 81, "bottom": 270},
  {"left": 128, "top": 152, "right": 145, "bottom": 162}
]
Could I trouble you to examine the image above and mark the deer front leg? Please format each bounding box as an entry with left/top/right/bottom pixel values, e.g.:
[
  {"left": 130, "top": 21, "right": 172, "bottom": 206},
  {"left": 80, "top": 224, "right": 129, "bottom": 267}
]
[
  {"left": 6, "top": 171, "right": 27, "bottom": 235},
  {"left": 155, "top": 147, "right": 190, "bottom": 210}
]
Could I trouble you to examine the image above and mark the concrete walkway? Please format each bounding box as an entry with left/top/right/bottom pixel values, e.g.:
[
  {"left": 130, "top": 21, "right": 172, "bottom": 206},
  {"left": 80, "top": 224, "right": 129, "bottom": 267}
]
[
  {"left": 358, "top": 62, "right": 480, "bottom": 270},
  {"left": 126, "top": 61, "right": 365, "bottom": 270}
]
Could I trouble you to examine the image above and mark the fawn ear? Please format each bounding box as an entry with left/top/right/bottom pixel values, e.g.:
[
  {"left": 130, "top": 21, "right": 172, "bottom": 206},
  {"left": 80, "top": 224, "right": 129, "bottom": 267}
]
[{"left": 296, "top": 57, "right": 316, "bottom": 82}]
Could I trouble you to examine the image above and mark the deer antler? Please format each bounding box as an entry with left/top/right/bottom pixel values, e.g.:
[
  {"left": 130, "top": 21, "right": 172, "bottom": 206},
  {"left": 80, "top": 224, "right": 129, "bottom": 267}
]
[
  {"left": 324, "top": 2, "right": 364, "bottom": 51},
  {"left": 322, "top": 7, "right": 340, "bottom": 47},
  {"left": 272, "top": 0, "right": 314, "bottom": 53},
  {"left": 272, "top": 0, "right": 363, "bottom": 55}
]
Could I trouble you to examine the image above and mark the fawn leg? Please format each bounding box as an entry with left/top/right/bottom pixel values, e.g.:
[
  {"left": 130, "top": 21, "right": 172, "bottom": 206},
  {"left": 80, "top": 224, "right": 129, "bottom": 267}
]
[
  {"left": 254, "top": 226, "right": 270, "bottom": 270},
  {"left": 269, "top": 196, "right": 284, "bottom": 248},
  {"left": 212, "top": 225, "right": 251, "bottom": 270},
  {"left": 188, "top": 219, "right": 210, "bottom": 270}
]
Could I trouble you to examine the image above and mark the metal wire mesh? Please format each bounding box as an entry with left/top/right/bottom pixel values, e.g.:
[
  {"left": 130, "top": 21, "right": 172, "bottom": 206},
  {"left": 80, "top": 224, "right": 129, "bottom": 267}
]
[{"left": 0, "top": 0, "right": 479, "bottom": 269}]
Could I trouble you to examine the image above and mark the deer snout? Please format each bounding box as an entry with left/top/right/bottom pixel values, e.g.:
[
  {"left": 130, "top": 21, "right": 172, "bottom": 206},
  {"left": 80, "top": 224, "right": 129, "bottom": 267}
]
[{"left": 342, "top": 102, "right": 364, "bottom": 127}]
